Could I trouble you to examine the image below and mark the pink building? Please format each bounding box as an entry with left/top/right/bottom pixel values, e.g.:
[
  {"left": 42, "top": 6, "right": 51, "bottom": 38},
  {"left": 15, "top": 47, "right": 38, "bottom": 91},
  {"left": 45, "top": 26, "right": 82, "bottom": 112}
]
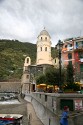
[{"left": 62, "top": 37, "right": 83, "bottom": 82}]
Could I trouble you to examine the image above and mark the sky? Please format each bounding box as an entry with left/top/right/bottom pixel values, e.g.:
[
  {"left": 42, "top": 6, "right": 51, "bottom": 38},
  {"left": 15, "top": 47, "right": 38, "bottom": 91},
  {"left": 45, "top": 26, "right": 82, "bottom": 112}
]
[{"left": 0, "top": 0, "right": 83, "bottom": 47}]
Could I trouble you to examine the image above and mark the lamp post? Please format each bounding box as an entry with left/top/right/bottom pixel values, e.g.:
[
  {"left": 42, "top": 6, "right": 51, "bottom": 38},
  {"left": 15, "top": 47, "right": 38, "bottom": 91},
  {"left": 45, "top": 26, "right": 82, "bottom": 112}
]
[{"left": 56, "top": 40, "right": 63, "bottom": 93}]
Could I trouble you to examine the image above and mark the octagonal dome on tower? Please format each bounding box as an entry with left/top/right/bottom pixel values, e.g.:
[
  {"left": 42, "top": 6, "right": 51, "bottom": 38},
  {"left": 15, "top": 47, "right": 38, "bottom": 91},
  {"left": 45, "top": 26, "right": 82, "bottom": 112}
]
[{"left": 38, "top": 28, "right": 51, "bottom": 38}]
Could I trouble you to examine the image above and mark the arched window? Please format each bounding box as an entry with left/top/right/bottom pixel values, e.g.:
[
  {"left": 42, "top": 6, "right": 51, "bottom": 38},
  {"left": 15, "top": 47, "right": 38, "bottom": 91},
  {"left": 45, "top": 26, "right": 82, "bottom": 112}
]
[
  {"left": 65, "top": 45, "right": 67, "bottom": 48},
  {"left": 45, "top": 37, "right": 47, "bottom": 41},
  {"left": 27, "top": 58, "right": 29, "bottom": 63},
  {"left": 26, "top": 75, "right": 29, "bottom": 78},
  {"left": 40, "top": 47, "right": 42, "bottom": 51},
  {"left": 41, "top": 37, "right": 42, "bottom": 40},
  {"left": 45, "top": 47, "right": 47, "bottom": 51},
  {"left": 55, "top": 59, "right": 56, "bottom": 63}
]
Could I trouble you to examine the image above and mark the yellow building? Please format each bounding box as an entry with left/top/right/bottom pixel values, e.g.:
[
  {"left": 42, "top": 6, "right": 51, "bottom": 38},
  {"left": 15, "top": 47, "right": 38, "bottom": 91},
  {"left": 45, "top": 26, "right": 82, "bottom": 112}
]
[{"left": 36, "top": 28, "right": 53, "bottom": 65}]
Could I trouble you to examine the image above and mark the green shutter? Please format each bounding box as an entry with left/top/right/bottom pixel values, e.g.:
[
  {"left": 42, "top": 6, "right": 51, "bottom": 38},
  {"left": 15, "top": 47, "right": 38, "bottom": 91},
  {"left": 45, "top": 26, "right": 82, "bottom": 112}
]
[{"left": 80, "top": 64, "right": 83, "bottom": 72}]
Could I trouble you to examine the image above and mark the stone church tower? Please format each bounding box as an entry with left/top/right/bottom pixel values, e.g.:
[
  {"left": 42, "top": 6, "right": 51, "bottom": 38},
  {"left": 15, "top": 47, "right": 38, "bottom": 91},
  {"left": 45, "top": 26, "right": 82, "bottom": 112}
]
[{"left": 36, "top": 28, "right": 52, "bottom": 65}]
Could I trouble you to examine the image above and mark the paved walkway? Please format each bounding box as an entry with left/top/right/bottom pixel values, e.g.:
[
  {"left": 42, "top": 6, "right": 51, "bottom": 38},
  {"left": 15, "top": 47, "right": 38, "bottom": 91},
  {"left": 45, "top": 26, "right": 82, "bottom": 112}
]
[{"left": 27, "top": 102, "right": 44, "bottom": 125}]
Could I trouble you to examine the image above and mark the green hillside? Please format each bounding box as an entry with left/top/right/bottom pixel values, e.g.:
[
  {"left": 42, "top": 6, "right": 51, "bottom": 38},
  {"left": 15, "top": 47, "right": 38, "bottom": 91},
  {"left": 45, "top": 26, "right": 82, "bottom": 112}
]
[{"left": 0, "top": 39, "right": 55, "bottom": 81}]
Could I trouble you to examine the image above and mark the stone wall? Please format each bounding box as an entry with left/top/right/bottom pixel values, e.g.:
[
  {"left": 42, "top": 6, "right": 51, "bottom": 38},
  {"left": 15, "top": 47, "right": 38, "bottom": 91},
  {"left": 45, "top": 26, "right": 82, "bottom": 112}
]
[{"left": 0, "top": 82, "right": 21, "bottom": 93}]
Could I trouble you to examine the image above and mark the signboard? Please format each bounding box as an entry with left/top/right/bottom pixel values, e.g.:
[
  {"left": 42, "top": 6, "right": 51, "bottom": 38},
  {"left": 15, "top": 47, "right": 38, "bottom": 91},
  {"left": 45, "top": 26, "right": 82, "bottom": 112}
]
[{"left": 74, "top": 99, "right": 83, "bottom": 110}]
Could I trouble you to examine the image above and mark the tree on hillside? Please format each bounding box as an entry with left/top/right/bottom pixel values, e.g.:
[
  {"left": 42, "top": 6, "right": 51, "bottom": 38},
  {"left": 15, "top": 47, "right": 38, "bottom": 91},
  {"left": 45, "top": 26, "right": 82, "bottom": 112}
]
[{"left": 0, "top": 39, "right": 55, "bottom": 81}]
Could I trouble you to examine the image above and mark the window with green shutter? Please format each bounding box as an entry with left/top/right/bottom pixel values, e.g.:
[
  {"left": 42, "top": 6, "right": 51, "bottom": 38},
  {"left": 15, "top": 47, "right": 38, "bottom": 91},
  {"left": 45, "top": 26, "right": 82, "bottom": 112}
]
[{"left": 80, "top": 64, "right": 83, "bottom": 72}]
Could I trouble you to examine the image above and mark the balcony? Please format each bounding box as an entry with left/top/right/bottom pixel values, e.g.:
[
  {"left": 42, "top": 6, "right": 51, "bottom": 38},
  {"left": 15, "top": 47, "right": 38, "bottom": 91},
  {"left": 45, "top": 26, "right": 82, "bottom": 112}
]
[{"left": 62, "top": 46, "right": 73, "bottom": 52}]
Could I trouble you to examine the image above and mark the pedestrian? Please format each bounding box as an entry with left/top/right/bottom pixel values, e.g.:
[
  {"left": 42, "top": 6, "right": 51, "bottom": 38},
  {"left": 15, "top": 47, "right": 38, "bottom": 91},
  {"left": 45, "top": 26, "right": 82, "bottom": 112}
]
[{"left": 60, "top": 106, "right": 69, "bottom": 125}]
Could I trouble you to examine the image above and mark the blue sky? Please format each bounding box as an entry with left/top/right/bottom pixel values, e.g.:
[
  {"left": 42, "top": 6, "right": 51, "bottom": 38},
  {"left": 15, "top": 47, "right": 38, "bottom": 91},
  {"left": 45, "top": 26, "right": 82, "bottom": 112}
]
[{"left": 0, "top": 0, "right": 83, "bottom": 46}]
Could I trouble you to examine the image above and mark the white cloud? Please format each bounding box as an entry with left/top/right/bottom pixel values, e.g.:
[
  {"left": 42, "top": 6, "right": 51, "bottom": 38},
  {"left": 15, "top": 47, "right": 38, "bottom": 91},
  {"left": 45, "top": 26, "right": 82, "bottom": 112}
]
[{"left": 0, "top": 0, "right": 83, "bottom": 46}]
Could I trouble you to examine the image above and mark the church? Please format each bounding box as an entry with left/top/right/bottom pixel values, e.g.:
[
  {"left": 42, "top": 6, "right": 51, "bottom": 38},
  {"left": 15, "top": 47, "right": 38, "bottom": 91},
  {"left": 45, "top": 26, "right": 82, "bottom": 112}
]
[{"left": 21, "top": 28, "right": 58, "bottom": 93}]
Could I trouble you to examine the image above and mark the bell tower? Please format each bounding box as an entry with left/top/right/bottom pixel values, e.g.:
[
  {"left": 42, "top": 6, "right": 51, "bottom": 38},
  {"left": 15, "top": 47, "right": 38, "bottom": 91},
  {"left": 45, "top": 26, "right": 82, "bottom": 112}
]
[{"left": 36, "top": 28, "right": 52, "bottom": 65}]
